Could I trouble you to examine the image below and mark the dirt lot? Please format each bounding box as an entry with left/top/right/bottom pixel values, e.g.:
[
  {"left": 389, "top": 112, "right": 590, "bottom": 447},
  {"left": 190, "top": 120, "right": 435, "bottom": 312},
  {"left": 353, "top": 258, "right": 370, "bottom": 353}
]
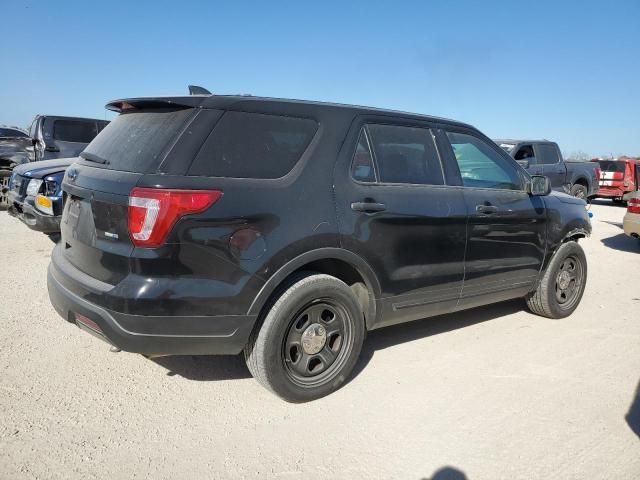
[{"left": 0, "top": 201, "right": 639, "bottom": 480}]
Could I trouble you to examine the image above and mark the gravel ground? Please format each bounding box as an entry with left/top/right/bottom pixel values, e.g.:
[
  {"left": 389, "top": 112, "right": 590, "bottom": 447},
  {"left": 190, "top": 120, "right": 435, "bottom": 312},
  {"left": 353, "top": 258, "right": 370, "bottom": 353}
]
[{"left": 1, "top": 201, "right": 639, "bottom": 480}]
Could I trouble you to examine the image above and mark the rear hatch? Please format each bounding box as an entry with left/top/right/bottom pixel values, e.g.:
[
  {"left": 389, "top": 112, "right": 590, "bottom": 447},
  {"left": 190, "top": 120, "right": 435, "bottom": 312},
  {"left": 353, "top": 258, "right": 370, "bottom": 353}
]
[
  {"left": 60, "top": 106, "right": 199, "bottom": 284},
  {"left": 598, "top": 160, "right": 627, "bottom": 187}
]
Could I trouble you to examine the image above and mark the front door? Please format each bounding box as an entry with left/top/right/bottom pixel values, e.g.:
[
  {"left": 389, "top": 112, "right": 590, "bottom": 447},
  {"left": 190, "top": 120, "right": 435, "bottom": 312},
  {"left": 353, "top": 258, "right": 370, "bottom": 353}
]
[
  {"left": 440, "top": 129, "right": 547, "bottom": 308},
  {"left": 335, "top": 120, "right": 467, "bottom": 328},
  {"left": 535, "top": 143, "right": 566, "bottom": 190}
]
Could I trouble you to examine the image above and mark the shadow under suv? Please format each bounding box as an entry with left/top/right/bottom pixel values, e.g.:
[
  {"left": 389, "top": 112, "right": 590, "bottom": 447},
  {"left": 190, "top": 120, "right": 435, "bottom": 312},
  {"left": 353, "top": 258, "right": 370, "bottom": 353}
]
[{"left": 47, "top": 94, "right": 591, "bottom": 401}]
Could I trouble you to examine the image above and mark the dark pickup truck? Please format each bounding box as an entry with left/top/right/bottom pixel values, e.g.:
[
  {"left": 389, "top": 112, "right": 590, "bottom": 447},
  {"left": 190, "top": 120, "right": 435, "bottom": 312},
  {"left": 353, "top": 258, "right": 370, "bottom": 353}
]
[{"left": 495, "top": 140, "right": 600, "bottom": 199}]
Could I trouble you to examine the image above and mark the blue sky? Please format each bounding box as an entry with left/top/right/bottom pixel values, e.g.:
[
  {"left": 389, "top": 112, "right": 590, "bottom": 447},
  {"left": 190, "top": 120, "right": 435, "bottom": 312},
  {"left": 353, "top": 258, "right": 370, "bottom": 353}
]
[{"left": 2, "top": 0, "right": 638, "bottom": 157}]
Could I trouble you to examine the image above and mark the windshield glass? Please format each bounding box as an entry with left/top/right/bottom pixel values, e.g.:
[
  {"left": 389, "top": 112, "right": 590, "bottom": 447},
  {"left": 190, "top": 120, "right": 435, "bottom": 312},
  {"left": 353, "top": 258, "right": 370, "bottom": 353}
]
[
  {"left": 498, "top": 143, "right": 516, "bottom": 153},
  {"left": 81, "top": 108, "right": 194, "bottom": 172},
  {"left": 0, "top": 128, "right": 28, "bottom": 138}
]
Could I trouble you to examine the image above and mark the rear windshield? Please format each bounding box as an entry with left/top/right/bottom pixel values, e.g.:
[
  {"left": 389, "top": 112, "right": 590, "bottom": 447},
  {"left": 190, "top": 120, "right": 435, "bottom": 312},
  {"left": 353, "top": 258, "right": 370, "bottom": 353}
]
[
  {"left": 598, "top": 161, "right": 626, "bottom": 173},
  {"left": 188, "top": 111, "right": 318, "bottom": 179},
  {"left": 53, "top": 120, "right": 98, "bottom": 143},
  {"left": 81, "top": 109, "right": 194, "bottom": 172}
]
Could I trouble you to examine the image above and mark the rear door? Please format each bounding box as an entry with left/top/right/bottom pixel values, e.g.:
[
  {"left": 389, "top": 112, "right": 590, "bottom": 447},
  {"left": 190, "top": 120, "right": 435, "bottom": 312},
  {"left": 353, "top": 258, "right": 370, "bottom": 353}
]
[
  {"left": 335, "top": 118, "right": 467, "bottom": 328},
  {"left": 42, "top": 118, "right": 98, "bottom": 159},
  {"left": 440, "top": 129, "right": 546, "bottom": 307}
]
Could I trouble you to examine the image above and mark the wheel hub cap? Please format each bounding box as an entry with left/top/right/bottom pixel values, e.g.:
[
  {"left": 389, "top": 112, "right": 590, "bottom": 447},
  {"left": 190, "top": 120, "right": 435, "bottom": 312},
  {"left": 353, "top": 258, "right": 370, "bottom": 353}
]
[
  {"left": 558, "top": 270, "right": 571, "bottom": 290},
  {"left": 301, "top": 323, "right": 326, "bottom": 355}
]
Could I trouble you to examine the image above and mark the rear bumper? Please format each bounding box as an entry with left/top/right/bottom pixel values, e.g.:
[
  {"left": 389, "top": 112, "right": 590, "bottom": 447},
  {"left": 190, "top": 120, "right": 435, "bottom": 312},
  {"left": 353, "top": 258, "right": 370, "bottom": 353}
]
[
  {"left": 7, "top": 194, "right": 61, "bottom": 233},
  {"left": 47, "top": 259, "right": 257, "bottom": 356},
  {"left": 623, "top": 212, "right": 640, "bottom": 238},
  {"left": 596, "top": 186, "right": 626, "bottom": 199}
]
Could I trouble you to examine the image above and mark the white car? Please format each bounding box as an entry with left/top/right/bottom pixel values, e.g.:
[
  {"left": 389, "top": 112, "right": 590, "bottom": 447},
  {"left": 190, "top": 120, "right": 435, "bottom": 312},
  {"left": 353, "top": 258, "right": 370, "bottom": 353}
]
[{"left": 623, "top": 191, "right": 640, "bottom": 240}]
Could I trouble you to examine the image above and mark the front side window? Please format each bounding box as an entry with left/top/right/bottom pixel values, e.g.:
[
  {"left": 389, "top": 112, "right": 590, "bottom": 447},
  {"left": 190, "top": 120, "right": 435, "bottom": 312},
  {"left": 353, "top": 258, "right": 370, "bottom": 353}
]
[
  {"left": 189, "top": 112, "right": 318, "bottom": 179},
  {"left": 536, "top": 144, "right": 561, "bottom": 165},
  {"left": 445, "top": 131, "right": 523, "bottom": 190},
  {"left": 514, "top": 145, "right": 536, "bottom": 164},
  {"left": 366, "top": 124, "right": 444, "bottom": 185}
]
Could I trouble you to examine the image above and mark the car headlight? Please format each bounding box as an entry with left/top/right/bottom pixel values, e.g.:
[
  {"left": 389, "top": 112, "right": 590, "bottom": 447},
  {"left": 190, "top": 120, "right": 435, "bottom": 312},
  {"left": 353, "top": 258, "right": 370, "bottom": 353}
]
[
  {"left": 35, "top": 194, "right": 54, "bottom": 215},
  {"left": 26, "top": 179, "right": 43, "bottom": 197}
]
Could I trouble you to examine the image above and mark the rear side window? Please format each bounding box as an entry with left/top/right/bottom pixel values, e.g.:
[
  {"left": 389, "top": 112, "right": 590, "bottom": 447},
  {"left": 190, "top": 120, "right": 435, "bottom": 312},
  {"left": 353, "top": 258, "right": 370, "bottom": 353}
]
[
  {"left": 536, "top": 144, "right": 561, "bottom": 164},
  {"left": 366, "top": 124, "right": 444, "bottom": 185},
  {"left": 53, "top": 120, "right": 98, "bottom": 143},
  {"left": 351, "top": 130, "right": 376, "bottom": 182},
  {"left": 81, "top": 109, "right": 195, "bottom": 172},
  {"left": 189, "top": 112, "right": 317, "bottom": 179}
]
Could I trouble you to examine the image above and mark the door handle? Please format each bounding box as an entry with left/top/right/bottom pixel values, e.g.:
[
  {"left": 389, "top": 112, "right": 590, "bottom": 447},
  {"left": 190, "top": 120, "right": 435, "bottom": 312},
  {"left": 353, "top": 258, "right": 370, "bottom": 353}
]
[
  {"left": 351, "top": 202, "right": 386, "bottom": 213},
  {"left": 476, "top": 204, "right": 498, "bottom": 214}
]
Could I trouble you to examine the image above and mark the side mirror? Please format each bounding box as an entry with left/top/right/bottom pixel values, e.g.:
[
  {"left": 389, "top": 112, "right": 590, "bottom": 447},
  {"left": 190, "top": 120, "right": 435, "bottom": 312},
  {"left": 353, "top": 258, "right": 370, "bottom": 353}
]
[
  {"left": 516, "top": 159, "right": 530, "bottom": 169},
  {"left": 528, "top": 175, "right": 551, "bottom": 196}
]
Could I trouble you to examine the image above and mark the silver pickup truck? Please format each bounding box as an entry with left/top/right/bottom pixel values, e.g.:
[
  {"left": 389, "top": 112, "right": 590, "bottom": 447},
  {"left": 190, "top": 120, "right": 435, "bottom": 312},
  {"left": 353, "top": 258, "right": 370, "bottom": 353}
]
[{"left": 495, "top": 139, "right": 600, "bottom": 199}]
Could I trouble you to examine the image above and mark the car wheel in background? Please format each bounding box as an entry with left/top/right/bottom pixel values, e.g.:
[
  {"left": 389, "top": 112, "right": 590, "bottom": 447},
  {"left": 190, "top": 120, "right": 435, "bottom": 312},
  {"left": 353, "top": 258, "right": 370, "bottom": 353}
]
[
  {"left": 244, "top": 272, "right": 365, "bottom": 402},
  {"left": 570, "top": 184, "right": 588, "bottom": 199},
  {"left": 0, "top": 169, "right": 12, "bottom": 209},
  {"left": 525, "top": 241, "right": 587, "bottom": 319}
]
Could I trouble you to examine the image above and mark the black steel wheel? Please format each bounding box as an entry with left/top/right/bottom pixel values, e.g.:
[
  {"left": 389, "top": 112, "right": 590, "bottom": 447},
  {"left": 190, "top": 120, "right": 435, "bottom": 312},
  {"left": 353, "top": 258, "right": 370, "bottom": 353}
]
[
  {"left": 245, "top": 273, "right": 365, "bottom": 402},
  {"left": 554, "top": 255, "right": 584, "bottom": 311},
  {"left": 283, "top": 300, "right": 352, "bottom": 386}
]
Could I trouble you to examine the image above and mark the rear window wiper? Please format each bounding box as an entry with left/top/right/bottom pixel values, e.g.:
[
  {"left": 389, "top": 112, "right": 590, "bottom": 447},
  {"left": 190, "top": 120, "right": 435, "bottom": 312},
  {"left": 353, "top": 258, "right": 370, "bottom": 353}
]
[{"left": 80, "top": 152, "right": 109, "bottom": 165}]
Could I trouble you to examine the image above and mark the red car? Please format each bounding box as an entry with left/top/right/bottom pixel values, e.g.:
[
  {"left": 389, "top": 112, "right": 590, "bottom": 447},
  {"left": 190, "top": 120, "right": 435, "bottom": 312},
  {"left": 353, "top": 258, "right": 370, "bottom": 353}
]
[{"left": 592, "top": 158, "right": 640, "bottom": 203}]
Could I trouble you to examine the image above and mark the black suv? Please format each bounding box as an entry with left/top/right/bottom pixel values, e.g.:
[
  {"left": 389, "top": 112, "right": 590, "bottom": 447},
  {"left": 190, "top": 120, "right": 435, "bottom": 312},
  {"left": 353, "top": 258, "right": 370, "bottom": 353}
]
[{"left": 47, "top": 95, "right": 591, "bottom": 402}]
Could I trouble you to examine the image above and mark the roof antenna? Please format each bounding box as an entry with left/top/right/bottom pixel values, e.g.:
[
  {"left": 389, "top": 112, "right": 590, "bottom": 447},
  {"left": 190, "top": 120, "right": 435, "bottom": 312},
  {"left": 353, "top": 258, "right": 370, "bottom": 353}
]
[{"left": 188, "top": 85, "right": 212, "bottom": 96}]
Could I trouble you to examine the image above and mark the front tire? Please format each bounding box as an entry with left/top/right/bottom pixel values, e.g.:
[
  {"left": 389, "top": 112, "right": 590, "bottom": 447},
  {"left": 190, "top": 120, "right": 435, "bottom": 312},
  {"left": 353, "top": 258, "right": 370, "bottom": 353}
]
[
  {"left": 244, "top": 273, "right": 365, "bottom": 402},
  {"left": 526, "top": 241, "right": 587, "bottom": 319}
]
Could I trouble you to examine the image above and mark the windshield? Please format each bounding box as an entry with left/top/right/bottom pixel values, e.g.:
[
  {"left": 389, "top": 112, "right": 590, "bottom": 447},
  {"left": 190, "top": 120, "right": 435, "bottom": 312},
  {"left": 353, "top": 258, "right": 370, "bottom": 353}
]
[
  {"left": 0, "top": 128, "right": 28, "bottom": 138},
  {"left": 498, "top": 143, "right": 516, "bottom": 154},
  {"left": 81, "top": 108, "right": 195, "bottom": 172}
]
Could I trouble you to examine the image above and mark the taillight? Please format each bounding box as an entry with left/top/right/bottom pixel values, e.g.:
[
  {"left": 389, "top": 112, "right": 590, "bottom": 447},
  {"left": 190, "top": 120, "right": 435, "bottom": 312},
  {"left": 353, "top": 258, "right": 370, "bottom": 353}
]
[
  {"left": 595, "top": 167, "right": 601, "bottom": 179},
  {"left": 612, "top": 172, "right": 624, "bottom": 181},
  {"left": 628, "top": 197, "right": 640, "bottom": 215},
  {"left": 128, "top": 188, "right": 223, "bottom": 248}
]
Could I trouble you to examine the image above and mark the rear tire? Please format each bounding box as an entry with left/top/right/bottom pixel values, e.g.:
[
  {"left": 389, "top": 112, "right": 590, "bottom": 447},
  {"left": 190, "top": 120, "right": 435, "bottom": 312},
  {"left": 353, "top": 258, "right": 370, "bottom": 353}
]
[
  {"left": 244, "top": 273, "right": 365, "bottom": 402},
  {"left": 570, "top": 183, "right": 588, "bottom": 199},
  {"left": 526, "top": 241, "right": 587, "bottom": 319}
]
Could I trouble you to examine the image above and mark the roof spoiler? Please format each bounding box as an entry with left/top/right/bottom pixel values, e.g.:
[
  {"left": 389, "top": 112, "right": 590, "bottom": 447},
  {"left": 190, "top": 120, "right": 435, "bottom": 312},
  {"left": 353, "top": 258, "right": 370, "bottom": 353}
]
[
  {"left": 105, "top": 86, "right": 212, "bottom": 112},
  {"left": 188, "top": 85, "right": 212, "bottom": 96},
  {"left": 105, "top": 96, "right": 208, "bottom": 113}
]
